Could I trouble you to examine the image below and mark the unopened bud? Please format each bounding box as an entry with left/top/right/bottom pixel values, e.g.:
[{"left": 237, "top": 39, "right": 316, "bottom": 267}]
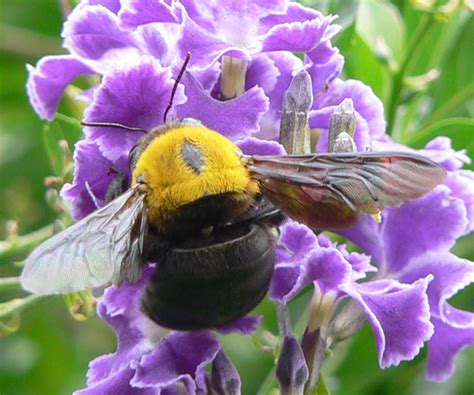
[
  {"left": 211, "top": 349, "right": 241, "bottom": 395},
  {"left": 280, "top": 70, "right": 313, "bottom": 155},
  {"left": 276, "top": 336, "right": 308, "bottom": 395},
  {"left": 328, "top": 98, "right": 356, "bottom": 153}
]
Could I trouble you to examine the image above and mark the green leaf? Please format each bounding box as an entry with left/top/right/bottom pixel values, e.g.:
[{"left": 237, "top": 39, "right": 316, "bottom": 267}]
[
  {"left": 335, "top": 28, "right": 389, "bottom": 101},
  {"left": 407, "top": 117, "right": 474, "bottom": 146},
  {"left": 356, "top": 0, "right": 406, "bottom": 65},
  {"left": 42, "top": 114, "right": 81, "bottom": 177},
  {"left": 328, "top": 0, "right": 360, "bottom": 31},
  {"left": 315, "top": 373, "right": 331, "bottom": 395}
]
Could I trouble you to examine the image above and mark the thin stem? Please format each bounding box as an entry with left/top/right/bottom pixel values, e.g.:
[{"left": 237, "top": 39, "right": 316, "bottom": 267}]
[
  {"left": 407, "top": 117, "right": 474, "bottom": 146},
  {"left": 277, "top": 302, "right": 292, "bottom": 337},
  {"left": 0, "top": 224, "right": 54, "bottom": 261},
  {"left": 0, "top": 295, "right": 45, "bottom": 319},
  {"left": 422, "top": 81, "right": 474, "bottom": 126},
  {"left": 301, "top": 328, "right": 327, "bottom": 395},
  {"left": 0, "top": 277, "right": 21, "bottom": 291},
  {"left": 386, "top": 14, "right": 435, "bottom": 134}
]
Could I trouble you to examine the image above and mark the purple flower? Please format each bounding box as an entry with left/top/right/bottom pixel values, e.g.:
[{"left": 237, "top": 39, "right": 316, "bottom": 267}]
[
  {"left": 24, "top": 0, "right": 473, "bottom": 390},
  {"left": 75, "top": 266, "right": 259, "bottom": 394},
  {"left": 336, "top": 139, "right": 474, "bottom": 380}
]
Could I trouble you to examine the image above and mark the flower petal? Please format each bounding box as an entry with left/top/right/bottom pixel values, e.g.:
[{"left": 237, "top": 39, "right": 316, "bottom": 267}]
[
  {"left": 61, "top": 140, "right": 129, "bottom": 219},
  {"left": 269, "top": 262, "right": 307, "bottom": 304},
  {"left": 399, "top": 252, "right": 474, "bottom": 323},
  {"left": 246, "top": 52, "right": 303, "bottom": 139},
  {"left": 381, "top": 186, "right": 467, "bottom": 274},
  {"left": 118, "top": 0, "right": 177, "bottom": 29},
  {"left": 342, "top": 277, "right": 434, "bottom": 368},
  {"left": 313, "top": 78, "right": 386, "bottom": 150},
  {"left": 305, "top": 40, "right": 344, "bottom": 96},
  {"left": 75, "top": 366, "right": 154, "bottom": 395},
  {"left": 260, "top": 8, "right": 339, "bottom": 53},
  {"left": 236, "top": 136, "right": 286, "bottom": 156},
  {"left": 63, "top": 5, "right": 136, "bottom": 61},
  {"left": 420, "top": 137, "right": 471, "bottom": 171},
  {"left": 175, "top": 73, "right": 269, "bottom": 140},
  {"left": 276, "top": 222, "right": 318, "bottom": 264},
  {"left": 444, "top": 170, "right": 474, "bottom": 235},
  {"left": 83, "top": 56, "right": 185, "bottom": 161},
  {"left": 26, "top": 55, "right": 94, "bottom": 120},
  {"left": 131, "top": 332, "right": 220, "bottom": 394},
  {"left": 217, "top": 315, "right": 262, "bottom": 335},
  {"left": 426, "top": 316, "right": 474, "bottom": 382}
]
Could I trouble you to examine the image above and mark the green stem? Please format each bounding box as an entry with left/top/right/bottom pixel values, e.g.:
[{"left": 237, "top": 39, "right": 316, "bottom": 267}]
[
  {"left": 0, "top": 277, "right": 21, "bottom": 291},
  {"left": 407, "top": 117, "right": 474, "bottom": 146},
  {"left": 0, "top": 295, "right": 45, "bottom": 319},
  {"left": 0, "top": 225, "right": 54, "bottom": 261},
  {"left": 386, "top": 15, "right": 435, "bottom": 134},
  {"left": 422, "top": 81, "right": 474, "bottom": 126}
]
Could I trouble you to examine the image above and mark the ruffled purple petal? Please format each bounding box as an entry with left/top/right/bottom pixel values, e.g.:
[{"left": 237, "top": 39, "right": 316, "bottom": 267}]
[
  {"left": 305, "top": 40, "right": 344, "bottom": 97},
  {"left": 270, "top": 263, "right": 307, "bottom": 304},
  {"left": 75, "top": 366, "right": 154, "bottom": 395},
  {"left": 276, "top": 222, "right": 318, "bottom": 264},
  {"left": 426, "top": 316, "right": 474, "bottom": 382},
  {"left": 246, "top": 52, "right": 303, "bottom": 139},
  {"left": 304, "top": 249, "right": 352, "bottom": 294},
  {"left": 260, "top": 9, "right": 339, "bottom": 53},
  {"left": 342, "top": 277, "right": 434, "bottom": 368},
  {"left": 381, "top": 186, "right": 468, "bottom": 274},
  {"left": 444, "top": 170, "right": 474, "bottom": 234},
  {"left": 83, "top": 56, "right": 185, "bottom": 161},
  {"left": 63, "top": 5, "right": 136, "bottom": 61},
  {"left": 177, "top": 4, "right": 250, "bottom": 70},
  {"left": 118, "top": 0, "right": 178, "bottom": 29},
  {"left": 84, "top": 267, "right": 156, "bottom": 386},
  {"left": 61, "top": 140, "right": 130, "bottom": 219},
  {"left": 399, "top": 252, "right": 474, "bottom": 322},
  {"left": 131, "top": 332, "right": 220, "bottom": 394},
  {"left": 270, "top": 222, "right": 353, "bottom": 302},
  {"left": 236, "top": 137, "right": 286, "bottom": 156},
  {"left": 420, "top": 137, "right": 471, "bottom": 171},
  {"left": 175, "top": 73, "right": 268, "bottom": 140},
  {"left": 80, "top": 0, "right": 121, "bottom": 14},
  {"left": 26, "top": 55, "right": 95, "bottom": 121},
  {"left": 217, "top": 315, "right": 262, "bottom": 335}
]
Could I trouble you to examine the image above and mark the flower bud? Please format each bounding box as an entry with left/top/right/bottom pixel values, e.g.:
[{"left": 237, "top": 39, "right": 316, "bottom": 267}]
[
  {"left": 220, "top": 55, "right": 248, "bottom": 99},
  {"left": 328, "top": 98, "right": 355, "bottom": 153},
  {"left": 280, "top": 70, "right": 313, "bottom": 155},
  {"left": 211, "top": 349, "right": 241, "bottom": 395},
  {"left": 276, "top": 336, "right": 309, "bottom": 395}
]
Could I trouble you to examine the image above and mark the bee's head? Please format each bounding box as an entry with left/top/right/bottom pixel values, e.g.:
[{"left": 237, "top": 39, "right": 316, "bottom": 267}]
[{"left": 132, "top": 125, "right": 259, "bottom": 222}]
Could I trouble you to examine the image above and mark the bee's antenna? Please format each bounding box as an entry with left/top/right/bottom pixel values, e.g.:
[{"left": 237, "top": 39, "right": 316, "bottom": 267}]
[
  {"left": 163, "top": 52, "right": 191, "bottom": 124},
  {"left": 80, "top": 121, "right": 147, "bottom": 133}
]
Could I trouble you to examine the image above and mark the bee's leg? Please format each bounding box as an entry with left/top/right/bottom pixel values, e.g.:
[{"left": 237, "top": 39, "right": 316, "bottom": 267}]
[{"left": 104, "top": 167, "right": 129, "bottom": 203}]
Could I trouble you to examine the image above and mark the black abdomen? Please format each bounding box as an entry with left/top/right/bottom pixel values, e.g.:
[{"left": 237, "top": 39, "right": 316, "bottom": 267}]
[{"left": 141, "top": 224, "right": 276, "bottom": 330}]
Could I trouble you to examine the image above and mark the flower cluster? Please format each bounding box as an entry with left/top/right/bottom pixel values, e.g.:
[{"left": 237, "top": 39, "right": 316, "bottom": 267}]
[{"left": 26, "top": 0, "right": 473, "bottom": 392}]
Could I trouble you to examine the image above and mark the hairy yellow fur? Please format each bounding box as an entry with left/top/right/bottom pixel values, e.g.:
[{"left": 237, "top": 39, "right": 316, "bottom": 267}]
[{"left": 132, "top": 126, "right": 259, "bottom": 222}]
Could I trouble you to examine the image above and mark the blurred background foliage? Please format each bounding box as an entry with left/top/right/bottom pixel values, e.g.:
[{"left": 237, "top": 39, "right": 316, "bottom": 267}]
[{"left": 0, "top": 0, "right": 472, "bottom": 394}]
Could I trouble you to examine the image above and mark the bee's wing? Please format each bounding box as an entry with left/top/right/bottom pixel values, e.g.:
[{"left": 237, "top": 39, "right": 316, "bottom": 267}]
[
  {"left": 248, "top": 151, "right": 446, "bottom": 230},
  {"left": 21, "top": 188, "right": 147, "bottom": 295}
]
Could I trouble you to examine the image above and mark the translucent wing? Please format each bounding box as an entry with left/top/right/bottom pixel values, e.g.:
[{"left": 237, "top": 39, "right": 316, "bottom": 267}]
[
  {"left": 21, "top": 188, "right": 147, "bottom": 295},
  {"left": 247, "top": 151, "right": 446, "bottom": 230}
]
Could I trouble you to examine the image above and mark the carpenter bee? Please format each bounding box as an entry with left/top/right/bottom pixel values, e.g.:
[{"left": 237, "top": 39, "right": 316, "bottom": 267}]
[{"left": 20, "top": 62, "right": 446, "bottom": 331}]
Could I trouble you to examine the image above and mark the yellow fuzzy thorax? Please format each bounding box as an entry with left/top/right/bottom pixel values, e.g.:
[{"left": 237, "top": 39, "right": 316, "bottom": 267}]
[{"left": 132, "top": 125, "right": 259, "bottom": 222}]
